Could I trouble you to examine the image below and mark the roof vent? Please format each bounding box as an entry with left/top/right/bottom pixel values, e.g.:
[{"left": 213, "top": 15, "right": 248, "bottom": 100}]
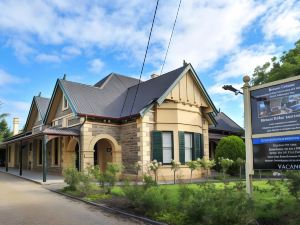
[{"left": 151, "top": 73, "right": 159, "bottom": 79}]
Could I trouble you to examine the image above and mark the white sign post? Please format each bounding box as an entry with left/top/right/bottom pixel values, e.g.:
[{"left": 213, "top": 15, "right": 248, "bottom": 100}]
[{"left": 242, "top": 75, "right": 254, "bottom": 196}]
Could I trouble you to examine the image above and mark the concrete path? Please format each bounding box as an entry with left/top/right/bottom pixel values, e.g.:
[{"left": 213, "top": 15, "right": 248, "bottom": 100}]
[
  {"left": 0, "top": 173, "right": 145, "bottom": 225},
  {"left": 0, "top": 167, "right": 64, "bottom": 184}
]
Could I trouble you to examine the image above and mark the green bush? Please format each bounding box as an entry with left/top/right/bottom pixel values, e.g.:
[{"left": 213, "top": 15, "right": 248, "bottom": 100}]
[
  {"left": 63, "top": 168, "right": 81, "bottom": 191},
  {"left": 286, "top": 171, "right": 300, "bottom": 200},
  {"left": 103, "top": 163, "right": 123, "bottom": 194},
  {"left": 184, "top": 184, "right": 254, "bottom": 225},
  {"left": 215, "top": 136, "right": 245, "bottom": 175}
]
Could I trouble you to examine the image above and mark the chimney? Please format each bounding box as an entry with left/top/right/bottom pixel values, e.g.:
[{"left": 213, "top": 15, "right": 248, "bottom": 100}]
[
  {"left": 151, "top": 73, "right": 159, "bottom": 79},
  {"left": 13, "top": 117, "right": 20, "bottom": 135}
]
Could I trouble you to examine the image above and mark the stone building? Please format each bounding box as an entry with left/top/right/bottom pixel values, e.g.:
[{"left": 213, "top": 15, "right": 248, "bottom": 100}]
[{"left": 0, "top": 63, "right": 218, "bottom": 181}]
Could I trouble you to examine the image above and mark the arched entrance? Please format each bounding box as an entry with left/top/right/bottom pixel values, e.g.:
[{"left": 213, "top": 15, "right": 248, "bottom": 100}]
[
  {"left": 93, "top": 139, "right": 113, "bottom": 171},
  {"left": 66, "top": 138, "right": 80, "bottom": 170},
  {"left": 89, "top": 134, "right": 122, "bottom": 172}
]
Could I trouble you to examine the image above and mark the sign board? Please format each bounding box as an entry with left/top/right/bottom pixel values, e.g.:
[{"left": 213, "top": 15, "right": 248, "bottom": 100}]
[
  {"left": 251, "top": 79, "right": 300, "bottom": 134},
  {"left": 253, "top": 135, "right": 300, "bottom": 170}
]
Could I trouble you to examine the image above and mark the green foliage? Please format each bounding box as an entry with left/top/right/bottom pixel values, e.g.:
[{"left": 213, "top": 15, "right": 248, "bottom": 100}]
[
  {"left": 186, "top": 160, "right": 199, "bottom": 183},
  {"left": 143, "top": 174, "right": 157, "bottom": 188},
  {"left": 252, "top": 40, "right": 300, "bottom": 85},
  {"left": 215, "top": 135, "right": 245, "bottom": 175},
  {"left": 286, "top": 171, "right": 300, "bottom": 200},
  {"left": 198, "top": 158, "right": 216, "bottom": 179},
  {"left": 171, "top": 160, "right": 181, "bottom": 184},
  {"left": 235, "top": 158, "right": 246, "bottom": 179},
  {"left": 219, "top": 158, "right": 234, "bottom": 179},
  {"left": 0, "top": 118, "right": 12, "bottom": 142},
  {"left": 184, "top": 184, "right": 254, "bottom": 225},
  {"left": 63, "top": 168, "right": 81, "bottom": 191}
]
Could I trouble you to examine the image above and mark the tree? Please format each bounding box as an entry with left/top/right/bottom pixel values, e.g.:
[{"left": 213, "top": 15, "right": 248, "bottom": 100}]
[
  {"left": 171, "top": 160, "right": 181, "bottom": 184},
  {"left": 0, "top": 119, "right": 12, "bottom": 143},
  {"left": 252, "top": 40, "right": 300, "bottom": 85}
]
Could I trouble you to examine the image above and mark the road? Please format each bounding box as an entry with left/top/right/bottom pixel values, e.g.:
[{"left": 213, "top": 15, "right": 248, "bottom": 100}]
[{"left": 0, "top": 172, "right": 145, "bottom": 225}]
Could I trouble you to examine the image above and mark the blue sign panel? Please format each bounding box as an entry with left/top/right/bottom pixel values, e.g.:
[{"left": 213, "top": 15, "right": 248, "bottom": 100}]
[{"left": 253, "top": 135, "right": 300, "bottom": 170}]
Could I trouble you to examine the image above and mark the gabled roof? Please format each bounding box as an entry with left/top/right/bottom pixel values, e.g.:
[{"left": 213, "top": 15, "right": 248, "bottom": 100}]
[
  {"left": 120, "top": 65, "right": 188, "bottom": 117},
  {"left": 24, "top": 96, "right": 50, "bottom": 131},
  {"left": 44, "top": 63, "right": 218, "bottom": 123},
  {"left": 209, "top": 112, "right": 244, "bottom": 134},
  {"left": 35, "top": 96, "right": 50, "bottom": 120}
]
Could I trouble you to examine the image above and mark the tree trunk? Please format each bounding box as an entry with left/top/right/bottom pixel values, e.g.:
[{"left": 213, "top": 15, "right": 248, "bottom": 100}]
[{"left": 190, "top": 170, "right": 193, "bottom": 183}]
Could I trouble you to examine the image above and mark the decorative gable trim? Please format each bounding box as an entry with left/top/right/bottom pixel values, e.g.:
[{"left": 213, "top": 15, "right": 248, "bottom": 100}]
[
  {"left": 43, "top": 79, "right": 77, "bottom": 124},
  {"left": 141, "top": 64, "right": 218, "bottom": 125}
]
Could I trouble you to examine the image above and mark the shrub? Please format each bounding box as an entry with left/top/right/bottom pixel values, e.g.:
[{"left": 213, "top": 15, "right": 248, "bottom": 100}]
[
  {"left": 286, "top": 171, "right": 300, "bottom": 200},
  {"left": 215, "top": 135, "right": 245, "bottom": 175},
  {"left": 219, "top": 158, "right": 234, "bottom": 179},
  {"left": 186, "top": 161, "right": 199, "bottom": 183},
  {"left": 198, "top": 158, "right": 215, "bottom": 180},
  {"left": 63, "top": 168, "right": 81, "bottom": 191},
  {"left": 103, "top": 163, "right": 123, "bottom": 194},
  {"left": 147, "top": 160, "right": 162, "bottom": 183},
  {"left": 171, "top": 160, "right": 181, "bottom": 184},
  {"left": 235, "top": 158, "right": 246, "bottom": 180},
  {"left": 143, "top": 174, "right": 157, "bottom": 189},
  {"left": 184, "top": 184, "right": 254, "bottom": 225}
]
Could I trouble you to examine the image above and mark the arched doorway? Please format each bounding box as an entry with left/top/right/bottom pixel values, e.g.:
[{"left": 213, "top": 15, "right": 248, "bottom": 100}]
[
  {"left": 93, "top": 139, "right": 113, "bottom": 171},
  {"left": 66, "top": 138, "right": 80, "bottom": 171}
]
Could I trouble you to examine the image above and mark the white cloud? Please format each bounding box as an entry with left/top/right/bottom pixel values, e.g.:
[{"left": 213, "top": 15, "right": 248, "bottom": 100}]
[
  {"left": 0, "top": 0, "right": 275, "bottom": 69},
  {"left": 215, "top": 44, "right": 277, "bottom": 81},
  {"left": 0, "top": 69, "right": 22, "bottom": 86},
  {"left": 89, "top": 58, "right": 104, "bottom": 73},
  {"left": 36, "top": 53, "right": 61, "bottom": 63},
  {"left": 261, "top": 0, "right": 300, "bottom": 42}
]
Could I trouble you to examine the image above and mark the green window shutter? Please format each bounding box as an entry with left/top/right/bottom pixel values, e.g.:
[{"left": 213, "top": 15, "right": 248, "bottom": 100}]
[
  {"left": 179, "top": 131, "right": 185, "bottom": 163},
  {"left": 152, "top": 131, "right": 163, "bottom": 162},
  {"left": 193, "top": 133, "right": 201, "bottom": 160},
  {"left": 200, "top": 133, "right": 204, "bottom": 158}
]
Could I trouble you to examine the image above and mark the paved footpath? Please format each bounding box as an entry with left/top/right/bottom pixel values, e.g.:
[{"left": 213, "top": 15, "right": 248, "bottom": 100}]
[{"left": 0, "top": 172, "right": 145, "bottom": 225}]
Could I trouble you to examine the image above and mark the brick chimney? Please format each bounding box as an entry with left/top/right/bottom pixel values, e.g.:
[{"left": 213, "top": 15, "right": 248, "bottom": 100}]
[{"left": 13, "top": 117, "right": 20, "bottom": 135}]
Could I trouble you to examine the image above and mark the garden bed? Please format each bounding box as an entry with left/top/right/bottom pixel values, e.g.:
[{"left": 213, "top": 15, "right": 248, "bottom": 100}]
[{"left": 59, "top": 180, "right": 300, "bottom": 225}]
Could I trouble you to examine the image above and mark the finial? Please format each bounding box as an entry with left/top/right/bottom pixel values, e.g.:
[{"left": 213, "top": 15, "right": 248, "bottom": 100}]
[
  {"left": 38, "top": 92, "right": 41, "bottom": 97},
  {"left": 63, "top": 74, "right": 67, "bottom": 80},
  {"left": 243, "top": 75, "right": 250, "bottom": 83},
  {"left": 183, "top": 60, "right": 188, "bottom": 66}
]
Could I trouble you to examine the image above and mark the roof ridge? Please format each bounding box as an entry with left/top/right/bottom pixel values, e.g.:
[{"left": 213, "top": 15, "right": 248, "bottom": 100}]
[
  {"left": 126, "top": 65, "right": 187, "bottom": 90},
  {"left": 60, "top": 79, "right": 106, "bottom": 91}
]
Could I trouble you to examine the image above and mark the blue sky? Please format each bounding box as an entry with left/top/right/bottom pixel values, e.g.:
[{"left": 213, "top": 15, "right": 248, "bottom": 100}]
[{"left": 0, "top": 0, "right": 299, "bottom": 129}]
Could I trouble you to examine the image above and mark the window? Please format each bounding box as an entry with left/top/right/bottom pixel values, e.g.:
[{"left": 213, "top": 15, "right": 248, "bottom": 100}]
[
  {"left": 162, "top": 132, "right": 173, "bottom": 164},
  {"left": 52, "top": 138, "right": 60, "bottom": 166},
  {"left": 62, "top": 95, "right": 69, "bottom": 111},
  {"left": 38, "top": 140, "right": 43, "bottom": 165},
  {"left": 184, "top": 133, "right": 193, "bottom": 162}
]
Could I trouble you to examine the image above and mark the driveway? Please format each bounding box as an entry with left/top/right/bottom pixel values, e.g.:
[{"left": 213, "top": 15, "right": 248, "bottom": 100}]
[{"left": 0, "top": 172, "right": 145, "bottom": 225}]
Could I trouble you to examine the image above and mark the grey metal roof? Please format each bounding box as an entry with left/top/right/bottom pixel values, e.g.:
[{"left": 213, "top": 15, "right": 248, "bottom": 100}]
[
  {"left": 120, "top": 65, "right": 187, "bottom": 117},
  {"left": 59, "top": 73, "right": 140, "bottom": 118},
  {"left": 35, "top": 96, "right": 50, "bottom": 120},
  {"left": 43, "top": 127, "right": 80, "bottom": 136},
  {"left": 209, "top": 112, "right": 244, "bottom": 134},
  {"left": 57, "top": 64, "right": 215, "bottom": 121}
]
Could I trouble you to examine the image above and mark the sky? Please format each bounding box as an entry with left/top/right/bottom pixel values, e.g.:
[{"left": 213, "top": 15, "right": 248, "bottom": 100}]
[{"left": 0, "top": 0, "right": 299, "bottom": 129}]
